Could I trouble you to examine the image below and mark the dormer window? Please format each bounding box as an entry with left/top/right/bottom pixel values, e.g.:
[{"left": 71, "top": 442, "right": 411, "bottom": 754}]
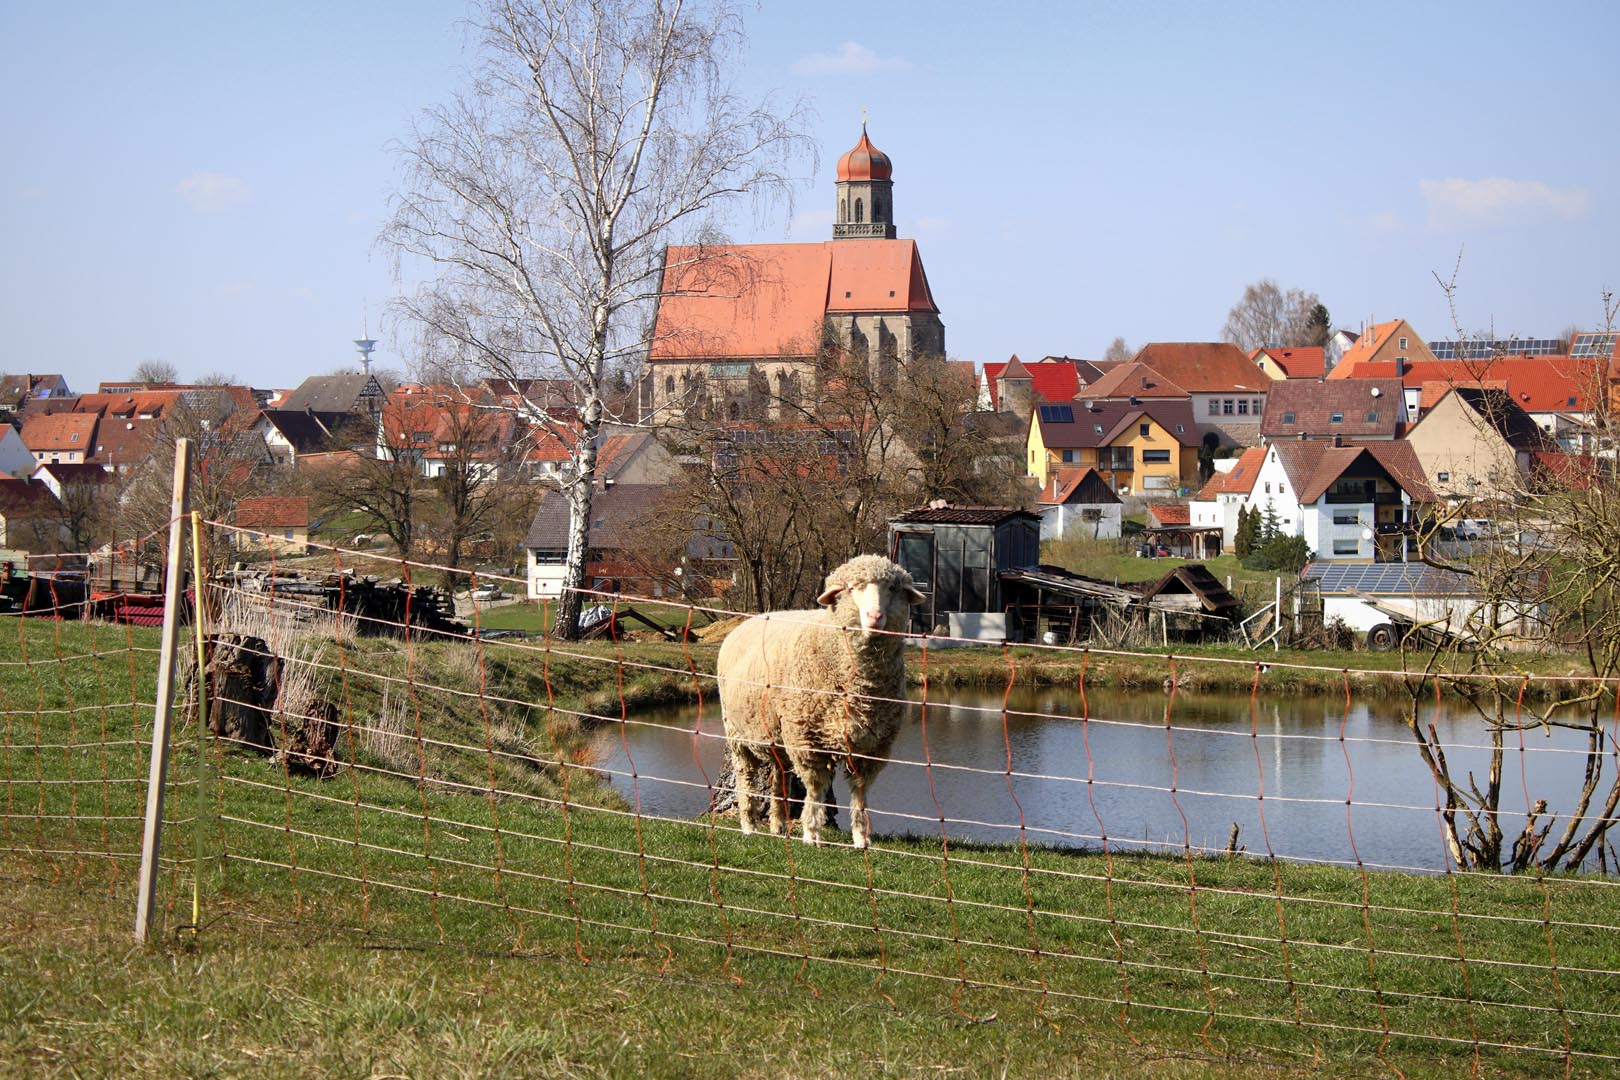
[
  {"left": 1330, "top": 412, "right": 1344, "bottom": 424},
  {"left": 1282, "top": 412, "right": 1296, "bottom": 424}
]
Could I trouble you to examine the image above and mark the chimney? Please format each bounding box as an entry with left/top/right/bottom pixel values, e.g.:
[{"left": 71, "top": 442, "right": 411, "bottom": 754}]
[{"left": 1332, "top": 434, "right": 1343, "bottom": 448}]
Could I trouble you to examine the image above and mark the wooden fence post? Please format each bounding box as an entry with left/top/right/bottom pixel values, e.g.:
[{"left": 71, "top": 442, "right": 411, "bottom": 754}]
[{"left": 135, "top": 438, "right": 193, "bottom": 943}]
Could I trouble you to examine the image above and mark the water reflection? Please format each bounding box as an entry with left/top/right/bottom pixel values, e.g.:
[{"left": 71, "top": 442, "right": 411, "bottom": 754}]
[{"left": 592, "top": 686, "right": 1608, "bottom": 873}]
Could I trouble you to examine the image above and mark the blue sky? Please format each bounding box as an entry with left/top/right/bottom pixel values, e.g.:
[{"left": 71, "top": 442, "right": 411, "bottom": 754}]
[{"left": 3, "top": 1, "right": 1615, "bottom": 392}]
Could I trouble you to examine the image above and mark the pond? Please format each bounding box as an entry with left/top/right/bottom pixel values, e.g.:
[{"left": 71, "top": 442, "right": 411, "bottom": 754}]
[{"left": 589, "top": 686, "right": 1615, "bottom": 873}]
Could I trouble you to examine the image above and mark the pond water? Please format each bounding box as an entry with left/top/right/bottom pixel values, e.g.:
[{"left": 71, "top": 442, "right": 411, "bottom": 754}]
[{"left": 590, "top": 686, "right": 1615, "bottom": 873}]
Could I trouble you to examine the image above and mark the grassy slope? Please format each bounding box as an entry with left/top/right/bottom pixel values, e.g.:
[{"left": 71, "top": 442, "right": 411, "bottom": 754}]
[{"left": 2, "top": 618, "right": 1617, "bottom": 1078}]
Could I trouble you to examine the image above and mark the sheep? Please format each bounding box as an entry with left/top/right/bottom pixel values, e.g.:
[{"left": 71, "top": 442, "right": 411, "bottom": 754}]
[{"left": 717, "top": 555, "right": 925, "bottom": 847}]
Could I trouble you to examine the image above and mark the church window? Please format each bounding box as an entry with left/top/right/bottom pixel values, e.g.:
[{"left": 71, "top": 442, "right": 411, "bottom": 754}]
[
  {"left": 839, "top": 198, "right": 846, "bottom": 223},
  {"left": 873, "top": 196, "right": 884, "bottom": 219},
  {"left": 854, "top": 198, "right": 864, "bottom": 223}
]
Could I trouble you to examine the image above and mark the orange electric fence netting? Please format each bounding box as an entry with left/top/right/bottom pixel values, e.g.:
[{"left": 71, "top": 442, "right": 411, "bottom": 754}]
[{"left": 5, "top": 518, "right": 1620, "bottom": 1076}]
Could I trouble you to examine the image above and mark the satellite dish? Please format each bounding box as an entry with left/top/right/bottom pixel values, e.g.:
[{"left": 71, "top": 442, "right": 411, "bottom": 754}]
[
  {"left": 1370, "top": 386, "right": 1382, "bottom": 397},
  {"left": 1361, "top": 528, "right": 1374, "bottom": 541}
]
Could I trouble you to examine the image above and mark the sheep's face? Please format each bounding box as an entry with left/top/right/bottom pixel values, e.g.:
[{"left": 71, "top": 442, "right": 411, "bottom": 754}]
[{"left": 818, "top": 565, "right": 926, "bottom": 639}]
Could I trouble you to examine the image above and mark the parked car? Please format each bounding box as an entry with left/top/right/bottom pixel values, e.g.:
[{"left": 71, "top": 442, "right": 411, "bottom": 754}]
[
  {"left": 1453, "top": 519, "right": 1492, "bottom": 541},
  {"left": 469, "top": 584, "right": 506, "bottom": 601}
]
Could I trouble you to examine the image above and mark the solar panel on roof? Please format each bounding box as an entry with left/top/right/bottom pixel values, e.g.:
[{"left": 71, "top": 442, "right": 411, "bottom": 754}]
[
  {"left": 1038, "top": 404, "right": 1074, "bottom": 423},
  {"left": 1427, "top": 338, "right": 1564, "bottom": 360},
  {"left": 1303, "top": 562, "right": 1476, "bottom": 595},
  {"left": 1570, "top": 333, "right": 1618, "bottom": 359}
]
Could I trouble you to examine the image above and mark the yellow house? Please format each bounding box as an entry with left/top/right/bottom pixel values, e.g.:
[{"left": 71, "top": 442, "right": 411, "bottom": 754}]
[{"left": 1028, "top": 400, "right": 1200, "bottom": 494}]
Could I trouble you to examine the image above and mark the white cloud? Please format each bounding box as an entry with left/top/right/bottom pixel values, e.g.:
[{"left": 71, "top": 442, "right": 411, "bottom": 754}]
[
  {"left": 177, "top": 172, "right": 254, "bottom": 213},
  {"left": 792, "top": 42, "right": 911, "bottom": 77},
  {"left": 1419, "top": 177, "right": 1590, "bottom": 227}
]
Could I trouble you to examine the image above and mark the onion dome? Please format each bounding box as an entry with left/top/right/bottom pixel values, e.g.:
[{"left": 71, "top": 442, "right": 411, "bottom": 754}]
[{"left": 836, "top": 126, "right": 892, "bottom": 182}]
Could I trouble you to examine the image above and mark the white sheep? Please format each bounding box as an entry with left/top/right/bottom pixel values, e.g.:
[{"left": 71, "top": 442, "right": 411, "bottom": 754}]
[{"left": 717, "top": 555, "right": 924, "bottom": 847}]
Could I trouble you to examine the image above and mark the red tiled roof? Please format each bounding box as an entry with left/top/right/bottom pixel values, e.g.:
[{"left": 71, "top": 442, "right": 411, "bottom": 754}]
[
  {"left": 1334, "top": 355, "right": 1599, "bottom": 413},
  {"left": 1131, "top": 342, "right": 1270, "bottom": 393},
  {"left": 1147, "top": 502, "right": 1190, "bottom": 526},
  {"left": 1260, "top": 378, "right": 1404, "bottom": 439},
  {"left": 650, "top": 240, "right": 937, "bottom": 361},
  {"left": 1254, "top": 346, "right": 1325, "bottom": 379},
  {"left": 236, "top": 496, "right": 309, "bottom": 529},
  {"left": 1194, "top": 446, "right": 1267, "bottom": 499},
  {"left": 1080, "top": 361, "right": 1189, "bottom": 400},
  {"left": 20, "top": 412, "right": 97, "bottom": 452},
  {"left": 1328, "top": 320, "right": 1411, "bottom": 374},
  {"left": 982, "top": 359, "right": 1084, "bottom": 408}
]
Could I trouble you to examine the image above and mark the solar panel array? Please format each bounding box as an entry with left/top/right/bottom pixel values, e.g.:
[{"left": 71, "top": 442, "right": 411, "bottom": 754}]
[
  {"left": 1302, "top": 561, "right": 1477, "bottom": 595},
  {"left": 1570, "top": 332, "right": 1619, "bottom": 359},
  {"left": 1038, "top": 404, "right": 1074, "bottom": 423},
  {"left": 1427, "top": 338, "right": 1564, "bottom": 360}
]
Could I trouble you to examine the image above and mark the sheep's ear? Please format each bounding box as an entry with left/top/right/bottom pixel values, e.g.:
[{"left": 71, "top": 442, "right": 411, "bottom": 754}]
[
  {"left": 903, "top": 584, "right": 927, "bottom": 605},
  {"left": 816, "top": 583, "right": 843, "bottom": 607}
]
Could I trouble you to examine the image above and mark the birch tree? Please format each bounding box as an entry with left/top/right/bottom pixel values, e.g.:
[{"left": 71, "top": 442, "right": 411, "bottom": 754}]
[{"left": 384, "top": 0, "right": 808, "bottom": 637}]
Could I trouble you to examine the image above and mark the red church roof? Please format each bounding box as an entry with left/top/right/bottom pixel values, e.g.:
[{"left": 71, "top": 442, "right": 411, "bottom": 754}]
[{"left": 650, "top": 240, "right": 938, "bottom": 361}]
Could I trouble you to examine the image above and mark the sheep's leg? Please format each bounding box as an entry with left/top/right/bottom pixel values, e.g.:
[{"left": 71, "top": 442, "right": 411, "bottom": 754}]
[
  {"left": 731, "top": 746, "right": 761, "bottom": 835},
  {"left": 847, "top": 757, "right": 885, "bottom": 849},
  {"left": 797, "top": 759, "right": 834, "bottom": 846}
]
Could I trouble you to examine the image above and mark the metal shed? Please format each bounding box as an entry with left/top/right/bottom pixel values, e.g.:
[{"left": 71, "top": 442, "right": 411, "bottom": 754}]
[{"left": 888, "top": 504, "right": 1041, "bottom": 634}]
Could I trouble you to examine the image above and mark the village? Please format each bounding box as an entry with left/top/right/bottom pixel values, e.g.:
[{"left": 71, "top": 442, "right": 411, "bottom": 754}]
[{"left": 2, "top": 127, "right": 1616, "bottom": 654}]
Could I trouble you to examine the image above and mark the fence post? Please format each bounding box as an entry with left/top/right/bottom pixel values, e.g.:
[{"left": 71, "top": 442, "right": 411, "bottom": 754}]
[{"left": 134, "top": 438, "right": 193, "bottom": 944}]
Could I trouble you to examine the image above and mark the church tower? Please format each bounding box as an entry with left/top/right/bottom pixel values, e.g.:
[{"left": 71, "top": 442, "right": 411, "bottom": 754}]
[{"left": 833, "top": 125, "right": 896, "bottom": 239}]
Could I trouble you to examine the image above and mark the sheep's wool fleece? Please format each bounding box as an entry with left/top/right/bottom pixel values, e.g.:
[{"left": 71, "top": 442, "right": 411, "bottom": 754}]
[{"left": 717, "top": 608, "right": 908, "bottom": 760}]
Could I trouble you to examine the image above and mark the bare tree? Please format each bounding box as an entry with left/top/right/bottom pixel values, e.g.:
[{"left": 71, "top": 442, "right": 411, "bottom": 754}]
[
  {"left": 132, "top": 359, "right": 178, "bottom": 385},
  {"left": 1102, "top": 337, "right": 1133, "bottom": 363},
  {"left": 1221, "top": 279, "right": 1327, "bottom": 351},
  {"left": 383, "top": 0, "right": 809, "bottom": 638},
  {"left": 307, "top": 435, "right": 426, "bottom": 562},
  {"left": 420, "top": 403, "right": 532, "bottom": 587}
]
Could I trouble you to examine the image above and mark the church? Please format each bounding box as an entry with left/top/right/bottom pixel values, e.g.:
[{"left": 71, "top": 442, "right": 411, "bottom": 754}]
[{"left": 639, "top": 127, "right": 945, "bottom": 422}]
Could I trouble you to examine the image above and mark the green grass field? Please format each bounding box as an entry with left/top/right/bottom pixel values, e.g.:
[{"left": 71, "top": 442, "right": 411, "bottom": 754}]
[{"left": 3, "top": 617, "right": 1617, "bottom": 1078}]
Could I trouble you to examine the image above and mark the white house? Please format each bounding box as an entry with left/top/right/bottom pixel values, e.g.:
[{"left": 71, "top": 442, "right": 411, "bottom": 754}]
[
  {"left": 1246, "top": 441, "right": 1433, "bottom": 562},
  {"left": 1033, "top": 467, "right": 1122, "bottom": 541},
  {"left": 0, "top": 425, "right": 37, "bottom": 478},
  {"left": 1188, "top": 446, "right": 1266, "bottom": 546}
]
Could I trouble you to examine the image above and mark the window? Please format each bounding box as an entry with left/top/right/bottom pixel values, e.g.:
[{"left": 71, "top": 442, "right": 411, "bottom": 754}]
[
  {"left": 70, "top": 433, "right": 79, "bottom": 442},
  {"left": 1330, "top": 412, "right": 1344, "bottom": 424},
  {"left": 1139, "top": 423, "right": 1150, "bottom": 437},
  {"left": 1207, "top": 400, "right": 1220, "bottom": 416},
  {"left": 284, "top": 530, "right": 294, "bottom": 541},
  {"left": 1222, "top": 399, "right": 1235, "bottom": 415},
  {"left": 1437, "top": 471, "right": 1450, "bottom": 482},
  {"left": 1366, "top": 411, "right": 1379, "bottom": 422},
  {"left": 1254, "top": 399, "right": 1264, "bottom": 414},
  {"left": 1399, "top": 336, "right": 1408, "bottom": 349},
  {"left": 1142, "top": 474, "right": 1172, "bottom": 490},
  {"left": 1061, "top": 450, "right": 1077, "bottom": 463},
  {"left": 854, "top": 198, "right": 863, "bottom": 223},
  {"left": 1094, "top": 423, "right": 1103, "bottom": 433},
  {"left": 1282, "top": 412, "right": 1296, "bottom": 424},
  {"left": 534, "top": 549, "right": 565, "bottom": 565},
  {"left": 1237, "top": 400, "right": 1249, "bottom": 415},
  {"left": 1142, "top": 449, "right": 1171, "bottom": 464},
  {"left": 664, "top": 376, "right": 675, "bottom": 395},
  {"left": 1264, "top": 482, "right": 1271, "bottom": 493},
  {"left": 1080, "top": 508, "right": 1101, "bottom": 521},
  {"left": 1333, "top": 511, "right": 1359, "bottom": 525},
  {"left": 1332, "top": 539, "right": 1361, "bottom": 555},
  {"left": 1175, "top": 423, "right": 1185, "bottom": 433},
  {"left": 1568, "top": 396, "right": 1578, "bottom": 407}
]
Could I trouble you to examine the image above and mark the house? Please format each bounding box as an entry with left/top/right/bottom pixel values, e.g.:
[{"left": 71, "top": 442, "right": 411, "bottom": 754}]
[
  {"left": 522, "top": 483, "right": 717, "bottom": 601},
  {"left": 978, "top": 356, "right": 1107, "bottom": 413},
  {"left": 0, "top": 478, "right": 66, "bottom": 552},
  {"left": 1403, "top": 386, "right": 1560, "bottom": 504},
  {"left": 1259, "top": 378, "right": 1407, "bottom": 443},
  {"left": 888, "top": 504, "right": 1041, "bottom": 638},
  {"left": 30, "top": 462, "right": 112, "bottom": 501},
  {"left": 279, "top": 374, "right": 389, "bottom": 420},
  {"left": 1077, "top": 361, "right": 1190, "bottom": 403},
  {"left": 1189, "top": 446, "right": 1266, "bottom": 546},
  {"left": 19, "top": 412, "right": 97, "bottom": 466},
  {"left": 1324, "top": 329, "right": 1359, "bottom": 374},
  {"left": 1325, "top": 319, "right": 1439, "bottom": 381},
  {"left": 0, "top": 425, "right": 37, "bottom": 478},
  {"left": 1126, "top": 343, "right": 1272, "bottom": 448},
  {"left": 1033, "top": 467, "right": 1123, "bottom": 541},
  {"left": 255, "top": 410, "right": 343, "bottom": 468},
  {"left": 1248, "top": 441, "right": 1433, "bottom": 562},
  {"left": 1026, "top": 398, "right": 1201, "bottom": 494},
  {"left": 640, "top": 127, "right": 945, "bottom": 424},
  {"left": 234, "top": 496, "right": 311, "bottom": 556},
  {"left": 1251, "top": 346, "right": 1326, "bottom": 380},
  {"left": 0, "top": 374, "right": 73, "bottom": 417}
]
